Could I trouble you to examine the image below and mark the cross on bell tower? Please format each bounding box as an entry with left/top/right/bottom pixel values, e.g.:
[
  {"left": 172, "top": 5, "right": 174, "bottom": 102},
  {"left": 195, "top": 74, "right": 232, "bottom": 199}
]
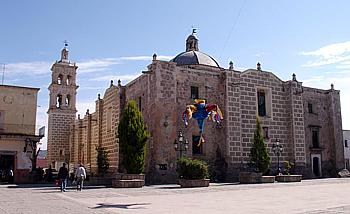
[{"left": 60, "top": 40, "right": 69, "bottom": 63}]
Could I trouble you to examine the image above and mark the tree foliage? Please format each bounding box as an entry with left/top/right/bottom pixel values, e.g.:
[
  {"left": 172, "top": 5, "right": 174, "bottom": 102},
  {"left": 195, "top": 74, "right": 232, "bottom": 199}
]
[
  {"left": 118, "top": 100, "right": 149, "bottom": 174},
  {"left": 96, "top": 146, "right": 109, "bottom": 175},
  {"left": 250, "top": 117, "right": 271, "bottom": 174}
]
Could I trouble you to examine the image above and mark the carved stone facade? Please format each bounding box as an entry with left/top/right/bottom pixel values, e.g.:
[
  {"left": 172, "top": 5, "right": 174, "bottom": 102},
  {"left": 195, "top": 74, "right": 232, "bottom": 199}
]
[
  {"left": 47, "top": 47, "right": 78, "bottom": 169},
  {"left": 66, "top": 34, "right": 344, "bottom": 183},
  {"left": 68, "top": 83, "right": 122, "bottom": 174}
]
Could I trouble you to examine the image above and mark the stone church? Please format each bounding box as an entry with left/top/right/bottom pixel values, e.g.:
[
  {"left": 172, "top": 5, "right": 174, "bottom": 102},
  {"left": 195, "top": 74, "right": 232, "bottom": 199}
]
[{"left": 47, "top": 33, "right": 344, "bottom": 183}]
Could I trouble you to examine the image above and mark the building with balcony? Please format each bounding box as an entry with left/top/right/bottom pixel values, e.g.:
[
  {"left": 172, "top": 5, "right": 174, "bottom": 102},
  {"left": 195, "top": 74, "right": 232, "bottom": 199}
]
[{"left": 0, "top": 84, "right": 43, "bottom": 183}]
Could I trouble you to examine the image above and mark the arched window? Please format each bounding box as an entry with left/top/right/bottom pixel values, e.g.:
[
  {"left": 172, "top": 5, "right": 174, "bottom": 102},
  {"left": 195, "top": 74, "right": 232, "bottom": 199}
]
[
  {"left": 57, "top": 74, "right": 63, "bottom": 85},
  {"left": 56, "top": 94, "right": 62, "bottom": 108},
  {"left": 66, "top": 75, "right": 71, "bottom": 85},
  {"left": 65, "top": 95, "right": 71, "bottom": 107}
]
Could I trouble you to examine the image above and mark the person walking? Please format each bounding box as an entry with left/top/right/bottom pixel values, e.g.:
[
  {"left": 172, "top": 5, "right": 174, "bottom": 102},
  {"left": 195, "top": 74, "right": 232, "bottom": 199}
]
[
  {"left": 8, "top": 168, "right": 14, "bottom": 183},
  {"left": 75, "top": 164, "right": 86, "bottom": 191},
  {"left": 46, "top": 165, "right": 53, "bottom": 182},
  {"left": 58, "top": 163, "right": 69, "bottom": 192}
]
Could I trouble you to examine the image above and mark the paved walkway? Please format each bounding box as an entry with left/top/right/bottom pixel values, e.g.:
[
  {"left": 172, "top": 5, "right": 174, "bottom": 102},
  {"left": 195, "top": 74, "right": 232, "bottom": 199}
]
[{"left": 1, "top": 178, "right": 350, "bottom": 213}]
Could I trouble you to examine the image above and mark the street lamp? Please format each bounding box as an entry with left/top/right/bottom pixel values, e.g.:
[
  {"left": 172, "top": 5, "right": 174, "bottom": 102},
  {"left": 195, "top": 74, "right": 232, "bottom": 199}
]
[
  {"left": 272, "top": 139, "right": 283, "bottom": 175},
  {"left": 174, "top": 131, "right": 189, "bottom": 158}
]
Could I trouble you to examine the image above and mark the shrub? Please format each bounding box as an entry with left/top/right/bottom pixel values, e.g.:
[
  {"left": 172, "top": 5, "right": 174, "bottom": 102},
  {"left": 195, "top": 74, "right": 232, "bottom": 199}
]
[
  {"left": 177, "top": 157, "right": 209, "bottom": 180},
  {"left": 283, "top": 161, "right": 295, "bottom": 175},
  {"left": 250, "top": 117, "right": 271, "bottom": 174},
  {"left": 96, "top": 146, "right": 109, "bottom": 175}
]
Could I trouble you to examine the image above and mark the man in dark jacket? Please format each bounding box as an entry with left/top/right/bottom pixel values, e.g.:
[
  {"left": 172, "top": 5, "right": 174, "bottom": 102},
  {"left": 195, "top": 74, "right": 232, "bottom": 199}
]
[{"left": 58, "top": 163, "right": 69, "bottom": 192}]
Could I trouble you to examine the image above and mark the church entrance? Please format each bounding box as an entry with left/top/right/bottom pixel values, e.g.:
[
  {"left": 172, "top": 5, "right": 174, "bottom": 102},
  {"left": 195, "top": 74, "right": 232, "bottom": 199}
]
[
  {"left": 0, "top": 152, "right": 15, "bottom": 182},
  {"left": 311, "top": 154, "right": 322, "bottom": 177}
]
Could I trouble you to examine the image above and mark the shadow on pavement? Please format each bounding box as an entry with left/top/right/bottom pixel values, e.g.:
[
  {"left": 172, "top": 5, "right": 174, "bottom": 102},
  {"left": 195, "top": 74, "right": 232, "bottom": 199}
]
[
  {"left": 7, "top": 184, "right": 108, "bottom": 190},
  {"left": 7, "top": 183, "right": 55, "bottom": 188},
  {"left": 210, "top": 182, "right": 240, "bottom": 186},
  {"left": 92, "top": 203, "right": 150, "bottom": 210},
  {"left": 154, "top": 185, "right": 181, "bottom": 189},
  {"left": 152, "top": 182, "right": 240, "bottom": 189}
]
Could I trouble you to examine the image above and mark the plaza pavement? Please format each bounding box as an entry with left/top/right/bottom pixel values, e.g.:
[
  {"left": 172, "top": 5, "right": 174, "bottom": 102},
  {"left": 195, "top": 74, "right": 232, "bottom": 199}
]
[{"left": 1, "top": 178, "right": 350, "bottom": 214}]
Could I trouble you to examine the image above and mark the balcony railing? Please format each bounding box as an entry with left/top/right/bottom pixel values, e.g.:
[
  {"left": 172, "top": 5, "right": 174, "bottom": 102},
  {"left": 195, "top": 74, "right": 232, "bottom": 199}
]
[{"left": 0, "top": 123, "right": 44, "bottom": 136}]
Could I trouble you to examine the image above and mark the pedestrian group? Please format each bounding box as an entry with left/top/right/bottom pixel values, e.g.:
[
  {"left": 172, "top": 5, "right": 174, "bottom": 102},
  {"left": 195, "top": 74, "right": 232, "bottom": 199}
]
[{"left": 58, "top": 163, "right": 86, "bottom": 192}]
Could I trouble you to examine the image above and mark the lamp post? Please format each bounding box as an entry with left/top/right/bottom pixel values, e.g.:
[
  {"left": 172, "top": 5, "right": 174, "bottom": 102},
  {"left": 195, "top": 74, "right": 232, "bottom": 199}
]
[
  {"left": 174, "top": 131, "right": 189, "bottom": 158},
  {"left": 272, "top": 139, "right": 283, "bottom": 175}
]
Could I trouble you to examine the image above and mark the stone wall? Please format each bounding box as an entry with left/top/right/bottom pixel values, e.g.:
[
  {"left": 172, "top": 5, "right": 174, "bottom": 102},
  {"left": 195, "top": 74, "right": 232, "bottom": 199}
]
[
  {"left": 66, "top": 59, "right": 344, "bottom": 183},
  {"left": 303, "top": 86, "right": 344, "bottom": 177},
  {"left": 344, "top": 130, "right": 350, "bottom": 169},
  {"left": 100, "top": 85, "right": 120, "bottom": 173},
  {"left": 0, "top": 85, "right": 39, "bottom": 135},
  {"left": 124, "top": 61, "right": 227, "bottom": 183},
  {"left": 69, "top": 83, "right": 122, "bottom": 175},
  {"left": 47, "top": 112, "right": 75, "bottom": 166},
  {"left": 47, "top": 57, "right": 77, "bottom": 167}
]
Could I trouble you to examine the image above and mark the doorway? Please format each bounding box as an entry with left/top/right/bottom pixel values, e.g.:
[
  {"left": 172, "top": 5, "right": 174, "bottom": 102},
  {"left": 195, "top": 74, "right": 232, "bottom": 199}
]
[
  {"left": 0, "top": 153, "right": 15, "bottom": 182},
  {"left": 311, "top": 154, "right": 322, "bottom": 177}
]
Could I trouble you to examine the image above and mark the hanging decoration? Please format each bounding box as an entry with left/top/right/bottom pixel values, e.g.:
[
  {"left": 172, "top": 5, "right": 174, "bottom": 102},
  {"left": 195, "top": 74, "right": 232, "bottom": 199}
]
[{"left": 182, "top": 99, "right": 223, "bottom": 146}]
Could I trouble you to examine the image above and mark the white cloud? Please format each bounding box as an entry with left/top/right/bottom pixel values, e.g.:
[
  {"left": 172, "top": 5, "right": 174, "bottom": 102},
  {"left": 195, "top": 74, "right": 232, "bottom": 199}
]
[
  {"left": 300, "top": 41, "right": 350, "bottom": 67},
  {"left": 78, "top": 58, "right": 120, "bottom": 74},
  {"left": 302, "top": 76, "right": 350, "bottom": 129},
  {"left": 325, "top": 70, "right": 350, "bottom": 74},
  {"left": 5, "top": 61, "right": 51, "bottom": 75},
  {"left": 301, "top": 76, "right": 325, "bottom": 85},
  {"left": 252, "top": 52, "right": 267, "bottom": 57},
  {"left": 78, "top": 86, "right": 105, "bottom": 91},
  {"left": 4, "top": 55, "right": 173, "bottom": 76},
  {"left": 76, "top": 101, "right": 96, "bottom": 116},
  {"left": 336, "top": 61, "right": 350, "bottom": 69},
  {"left": 120, "top": 55, "right": 173, "bottom": 61},
  {"left": 90, "top": 74, "right": 141, "bottom": 83}
]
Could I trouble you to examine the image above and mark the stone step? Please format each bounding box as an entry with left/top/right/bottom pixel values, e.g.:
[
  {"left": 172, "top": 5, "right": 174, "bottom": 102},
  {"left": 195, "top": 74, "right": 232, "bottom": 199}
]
[{"left": 112, "top": 179, "right": 145, "bottom": 188}]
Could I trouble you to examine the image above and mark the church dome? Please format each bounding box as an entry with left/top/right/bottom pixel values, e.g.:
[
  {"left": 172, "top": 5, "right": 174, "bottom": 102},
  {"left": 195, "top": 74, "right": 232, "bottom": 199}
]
[
  {"left": 170, "top": 33, "right": 220, "bottom": 68},
  {"left": 171, "top": 50, "right": 220, "bottom": 67}
]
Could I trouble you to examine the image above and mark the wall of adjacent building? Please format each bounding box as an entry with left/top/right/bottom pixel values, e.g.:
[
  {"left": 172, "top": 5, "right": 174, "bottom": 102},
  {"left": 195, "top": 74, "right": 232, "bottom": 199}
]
[
  {"left": 303, "top": 87, "right": 344, "bottom": 177},
  {"left": 0, "top": 85, "right": 38, "bottom": 134},
  {"left": 344, "top": 130, "right": 350, "bottom": 169},
  {"left": 0, "top": 85, "right": 40, "bottom": 182}
]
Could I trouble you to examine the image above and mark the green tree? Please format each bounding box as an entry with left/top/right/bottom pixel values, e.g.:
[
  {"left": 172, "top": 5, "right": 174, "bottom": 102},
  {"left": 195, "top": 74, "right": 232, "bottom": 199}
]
[
  {"left": 250, "top": 117, "right": 271, "bottom": 174},
  {"left": 118, "top": 100, "right": 149, "bottom": 174},
  {"left": 96, "top": 146, "right": 109, "bottom": 175}
]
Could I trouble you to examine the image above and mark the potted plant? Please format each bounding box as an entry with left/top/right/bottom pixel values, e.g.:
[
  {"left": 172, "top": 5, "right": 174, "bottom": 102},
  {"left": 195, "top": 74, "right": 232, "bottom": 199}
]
[
  {"left": 276, "top": 161, "right": 302, "bottom": 182},
  {"left": 240, "top": 117, "right": 272, "bottom": 184},
  {"left": 113, "top": 100, "right": 149, "bottom": 188},
  {"left": 177, "top": 157, "right": 210, "bottom": 188}
]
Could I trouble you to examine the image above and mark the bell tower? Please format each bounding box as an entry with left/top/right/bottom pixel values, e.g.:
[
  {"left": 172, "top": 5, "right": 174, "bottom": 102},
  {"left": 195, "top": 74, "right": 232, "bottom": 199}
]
[{"left": 47, "top": 43, "right": 78, "bottom": 168}]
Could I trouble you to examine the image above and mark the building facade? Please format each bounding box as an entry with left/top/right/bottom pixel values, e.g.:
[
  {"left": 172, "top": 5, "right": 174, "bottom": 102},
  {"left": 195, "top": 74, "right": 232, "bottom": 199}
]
[
  {"left": 0, "top": 84, "right": 43, "bottom": 183},
  {"left": 343, "top": 130, "right": 350, "bottom": 169},
  {"left": 47, "top": 46, "right": 78, "bottom": 169},
  {"left": 65, "top": 33, "right": 344, "bottom": 183}
]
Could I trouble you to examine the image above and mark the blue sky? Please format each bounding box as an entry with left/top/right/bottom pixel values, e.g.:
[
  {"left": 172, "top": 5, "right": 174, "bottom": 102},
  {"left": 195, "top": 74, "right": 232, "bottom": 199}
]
[{"left": 1, "top": 0, "right": 350, "bottom": 149}]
